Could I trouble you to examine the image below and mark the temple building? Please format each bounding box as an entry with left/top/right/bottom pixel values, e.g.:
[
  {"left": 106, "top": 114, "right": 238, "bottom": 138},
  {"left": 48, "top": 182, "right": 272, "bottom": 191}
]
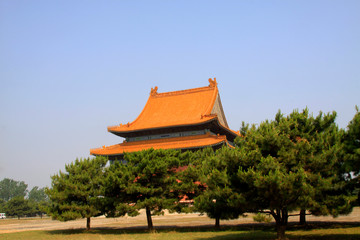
[{"left": 90, "top": 78, "right": 240, "bottom": 161}]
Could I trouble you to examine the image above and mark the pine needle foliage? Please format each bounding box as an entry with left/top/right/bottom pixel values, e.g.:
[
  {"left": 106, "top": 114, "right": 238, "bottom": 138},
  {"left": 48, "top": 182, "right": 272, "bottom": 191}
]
[
  {"left": 343, "top": 106, "right": 360, "bottom": 204},
  {"left": 192, "top": 147, "right": 246, "bottom": 228},
  {"left": 4, "top": 196, "right": 32, "bottom": 219}
]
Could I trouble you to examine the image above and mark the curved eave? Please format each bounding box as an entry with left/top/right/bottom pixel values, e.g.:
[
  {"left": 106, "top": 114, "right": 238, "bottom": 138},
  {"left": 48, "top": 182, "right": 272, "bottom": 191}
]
[
  {"left": 108, "top": 116, "right": 216, "bottom": 136},
  {"left": 211, "top": 117, "right": 241, "bottom": 142},
  {"left": 90, "top": 133, "right": 230, "bottom": 157},
  {"left": 108, "top": 116, "right": 240, "bottom": 142}
]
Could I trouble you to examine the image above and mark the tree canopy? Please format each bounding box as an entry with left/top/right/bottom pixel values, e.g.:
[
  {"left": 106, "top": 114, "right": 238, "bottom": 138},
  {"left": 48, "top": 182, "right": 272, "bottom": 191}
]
[
  {"left": 4, "top": 196, "right": 32, "bottom": 219},
  {"left": 112, "top": 148, "right": 188, "bottom": 230},
  {"left": 28, "top": 186, "right": 50, "bottom": 218},
  {"left": 0, "top": 178, "right": 50, "bottom": 218},
  {"left": 343, "top": 106, "right": 360, "bottom": 204},
  {"left": 0, "top": 178, "right": 28, "bottom": 201},
  {"left": 343, "top": 106, "right": 360, "bottom": 175},
  {"left": 191, "top": 147, "right": 245, "bottom": 228},
  {"left": 28, "top": 186, "right": 48, "bottom": 203}
]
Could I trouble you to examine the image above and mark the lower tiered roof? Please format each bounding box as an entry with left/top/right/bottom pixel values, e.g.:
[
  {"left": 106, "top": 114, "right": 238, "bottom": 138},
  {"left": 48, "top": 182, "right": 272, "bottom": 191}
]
[{"left": 90, "top": 133, "right": 231, "bottom": 158}]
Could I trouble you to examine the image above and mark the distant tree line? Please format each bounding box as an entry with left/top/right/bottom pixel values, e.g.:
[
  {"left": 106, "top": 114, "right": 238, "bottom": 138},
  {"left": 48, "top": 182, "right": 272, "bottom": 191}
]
[
  {"left": 44, "top": 107, "right": 359, "bottom": 239},
  {"left": 0, "top": 178, "right": 49, "bottom": 219}
]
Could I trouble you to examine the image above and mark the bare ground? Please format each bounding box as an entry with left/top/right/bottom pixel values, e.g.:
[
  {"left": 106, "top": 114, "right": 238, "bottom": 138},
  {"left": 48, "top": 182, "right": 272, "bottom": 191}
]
[{"left": 0, "top": 208, "right": 359, "bottom": 234}]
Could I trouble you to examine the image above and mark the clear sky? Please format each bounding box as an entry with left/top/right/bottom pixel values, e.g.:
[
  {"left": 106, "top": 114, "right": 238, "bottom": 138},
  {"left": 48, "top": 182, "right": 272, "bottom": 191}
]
[{"left": 0, "top": 0, "right": 359, "bottom": 189}]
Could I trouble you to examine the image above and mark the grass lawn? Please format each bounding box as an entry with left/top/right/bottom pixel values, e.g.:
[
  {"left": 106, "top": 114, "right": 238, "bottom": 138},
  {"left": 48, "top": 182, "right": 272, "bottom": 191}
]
[
  {"left": 0, "top": 217, "right": 51, "bottom": 225},
  {"left": 1, "top": 224, "right": 359, "bottom": 240}
]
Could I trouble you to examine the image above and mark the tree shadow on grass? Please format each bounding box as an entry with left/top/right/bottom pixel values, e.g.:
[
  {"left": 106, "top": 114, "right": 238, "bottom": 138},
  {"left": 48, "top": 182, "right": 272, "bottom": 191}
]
[
  {"left": 47, "top": 227, "right": 277, "bottom": 240},
  {"left": 47, "top": 222, "right": 360, "bottom": 239},
  {"left": 46, "top": 223, "right": 274, "bottom": 235},
  {"left": 193, "top": 222, "right": 360, "bottom": 240},
  {"left": 286, "top": 221, "right": 360, "bottom": 231},
  {"left": 195, "top": 233, "right": 360, "bottom": 240}
]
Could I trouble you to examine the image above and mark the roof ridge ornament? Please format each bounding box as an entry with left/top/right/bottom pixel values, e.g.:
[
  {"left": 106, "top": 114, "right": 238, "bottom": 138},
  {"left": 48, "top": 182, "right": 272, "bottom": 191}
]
[
  {"left": 150, "top": 86, "right": 158, "bottom": 96},
  {"left": 208, "top": 78, "right": 217, "bottom": 87}
]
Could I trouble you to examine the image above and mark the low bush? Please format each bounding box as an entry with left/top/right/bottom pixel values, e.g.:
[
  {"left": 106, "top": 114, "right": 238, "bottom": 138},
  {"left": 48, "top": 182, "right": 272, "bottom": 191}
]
[{"left": 252, "top": 213, "right": 272, "bottom": 223}]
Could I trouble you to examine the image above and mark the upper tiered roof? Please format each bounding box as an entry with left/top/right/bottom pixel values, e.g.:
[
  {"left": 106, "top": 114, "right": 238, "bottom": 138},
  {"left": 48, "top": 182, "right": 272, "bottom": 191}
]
[{"left": 108, "top": 78, "right": 237, "bottom": 138}]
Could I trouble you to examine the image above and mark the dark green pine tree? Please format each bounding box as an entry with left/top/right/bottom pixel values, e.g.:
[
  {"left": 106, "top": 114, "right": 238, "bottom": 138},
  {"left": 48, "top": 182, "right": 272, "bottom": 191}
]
[
  {"left": 5, "top": 196, "right": 32, "bottom": 219},
  {"left": 122, "top": 148, "right": 186, "bottom": 230},
  {"left": 102, "top": 159, "right": 139, "bottom": 218},
  {"left": 173, "top": 151, "right": 206, "bottom": 214},
  {"left": 192, "top": 147, "right": 245, "bottom": 228},
  {"left": 277, "top": 109, "right": 354, "bottom": 223},
  {"left": 233, "top": 109, "right": 354, "bottom": 240},
  {"left": 46, "top": 156, "right": 107, "bottom": 230},
  {"left": 343, "top": 106, "right": 360, "bottom": 204}
]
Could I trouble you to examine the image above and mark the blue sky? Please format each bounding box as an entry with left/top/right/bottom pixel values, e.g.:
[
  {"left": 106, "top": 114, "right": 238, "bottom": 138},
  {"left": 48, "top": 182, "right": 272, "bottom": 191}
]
[{"left": 0, "top": 0, "right": 359, "bottom": 188}]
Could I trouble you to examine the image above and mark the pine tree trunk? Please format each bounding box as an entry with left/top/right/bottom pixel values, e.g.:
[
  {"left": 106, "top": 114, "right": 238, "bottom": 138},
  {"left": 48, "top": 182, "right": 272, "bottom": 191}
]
[
  {"left": 146, "top": 207, "right": 153, "bottom": 230},
  {"left": 271, "top": 209, "right": 288, "bottom": 240},
  {"left": 299, "top": 209, "right": 306, "bottom": 225},
  {"left": 215, "top": 217, "right": 220, "bottom": 228},
  {"left": 86, "top": 217, "right": 91, "bottom": 230},
  {"left": 276, "top": 224, "right": 287, "bottom": 240}
]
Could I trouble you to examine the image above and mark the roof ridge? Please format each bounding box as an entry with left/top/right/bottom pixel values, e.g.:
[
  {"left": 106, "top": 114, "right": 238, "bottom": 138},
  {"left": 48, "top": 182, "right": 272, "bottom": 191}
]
[
  {"left": 150, "top": 78, "right": 218, "bottom": 98},
  {"left": 153, "top": 85, "right": 215, "bottom": 98}
]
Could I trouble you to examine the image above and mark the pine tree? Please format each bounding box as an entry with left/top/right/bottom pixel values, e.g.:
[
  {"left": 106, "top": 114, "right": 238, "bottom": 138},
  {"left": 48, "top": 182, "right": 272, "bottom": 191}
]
[
  {"left": 121, "top": 148, "right": 185, "bottom": 230},
  {"left": 232, "top": 109, "right": 353, "bottom": 239},
  {"left": 5, "top": 196, "right": 32, "bottom": 219},
  {"left": 343, "top": 106, "right": 360, "bottom": 204},
  {"left": 192, "top": 147, "right": 245, "bottom": 228},
  {"left": 102, "top": 160, "right": 139, "bottom": 218},
  {"left": 46, "top": 156, "right": 107, "bottom": 230}
]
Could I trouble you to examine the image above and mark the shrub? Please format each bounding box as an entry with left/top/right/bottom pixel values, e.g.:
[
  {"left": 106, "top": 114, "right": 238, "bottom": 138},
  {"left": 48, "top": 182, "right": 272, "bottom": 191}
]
[{"left": 253, "top": 213, "right": 272, "bottom": 223}]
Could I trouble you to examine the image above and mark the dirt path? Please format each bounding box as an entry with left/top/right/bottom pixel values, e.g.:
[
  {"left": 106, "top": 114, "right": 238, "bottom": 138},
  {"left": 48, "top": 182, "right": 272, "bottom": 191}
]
[{"left": 0, "top": 208, "right": 359, "bottom": 234}]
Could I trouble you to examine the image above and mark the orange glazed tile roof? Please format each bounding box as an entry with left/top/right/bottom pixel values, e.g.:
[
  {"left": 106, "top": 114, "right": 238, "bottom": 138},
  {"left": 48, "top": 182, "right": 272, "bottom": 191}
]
[
  {"left": 108, "top": 78, "right": 223, "bottom": 134},
  {"left": 90, "top": 134, "right": 230, "bottom": 156}
]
